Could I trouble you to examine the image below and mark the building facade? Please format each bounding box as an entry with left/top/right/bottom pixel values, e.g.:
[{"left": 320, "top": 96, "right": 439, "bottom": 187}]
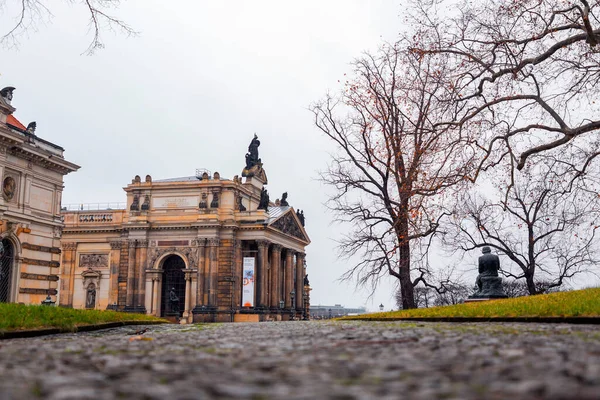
[
  {"left": 0, "top": 86, "right": 80, "bottom": 305},
  {"left": 60, "top": 136, "right": 311, "bottom": 322}
]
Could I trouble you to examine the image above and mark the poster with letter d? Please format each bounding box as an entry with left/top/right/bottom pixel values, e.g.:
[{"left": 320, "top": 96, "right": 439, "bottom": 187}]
[{"left": 242, "top": 257, "right": 255, "bottom": 307}]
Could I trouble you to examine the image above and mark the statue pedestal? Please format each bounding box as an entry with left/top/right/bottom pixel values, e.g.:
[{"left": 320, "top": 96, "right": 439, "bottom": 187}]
[
  {"left": 469, "top": 275, "right": 508, "bottom": 299},
  {"left": 464, "top": 298, "right": 497, "bottom": 303}
]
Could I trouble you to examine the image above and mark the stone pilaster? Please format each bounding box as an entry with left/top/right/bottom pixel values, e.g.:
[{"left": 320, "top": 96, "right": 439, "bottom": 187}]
[
  {"left": 296, "top": 252, "right": 305, "bottom": 313},
  {"left": 194, "top": 238, "right": 206, "bottom": 308},
  {"left": 207, "top": 238, "right": 219, "bottom": 307},
  {"left": 270, "top": 244, "right": 282, "bottom": 309},
  {"left": 135, "top": 240, "right": 148, "bottom": 313},
  {"left": 125, "top": 239, "right": 137, "bottom": 308},
  {"left": 59, "top": 242, "right": 77, "bottom": 307},
  {"left": 108, "top": 241, "right": 122, "bottom": 308}
]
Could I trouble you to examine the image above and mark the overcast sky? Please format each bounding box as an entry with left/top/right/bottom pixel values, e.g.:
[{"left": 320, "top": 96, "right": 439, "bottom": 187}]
[{"left": 0, "top": 0, "right": 414, "bottom": 310}]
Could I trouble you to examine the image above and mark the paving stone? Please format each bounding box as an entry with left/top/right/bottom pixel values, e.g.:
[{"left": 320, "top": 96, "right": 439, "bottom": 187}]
[{"left": 0, "top": 321, "right": 599, "bottom": 399}]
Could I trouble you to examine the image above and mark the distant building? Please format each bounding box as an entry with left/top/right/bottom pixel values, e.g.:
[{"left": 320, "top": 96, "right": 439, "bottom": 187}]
[
  {"left": 310, "top": 304, "right": 367, "bottom": 319},
  {"left": 0, "top": 86, "right": 79, "bottom": 305},
  {"left": 60, "top": 135, "right": 311, "bottom": 323}
]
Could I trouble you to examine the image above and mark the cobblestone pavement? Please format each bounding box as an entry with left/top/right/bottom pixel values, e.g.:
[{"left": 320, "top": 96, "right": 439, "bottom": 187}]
[{"left": 0, "top": 321, "right": 599, "bottom": 399}]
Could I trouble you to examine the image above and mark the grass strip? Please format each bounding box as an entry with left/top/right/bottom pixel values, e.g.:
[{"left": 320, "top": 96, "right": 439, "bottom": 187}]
[
  {"left": 0, "top": 303, "right": 165, "bottom": 332},
  {"left": 340, "top": 287, "right": 600, "bottom": 321}
]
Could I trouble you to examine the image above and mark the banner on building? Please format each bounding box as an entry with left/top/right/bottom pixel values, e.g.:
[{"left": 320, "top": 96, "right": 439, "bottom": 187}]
[{"left": 242, "top": 257, "right": 255, "bottom": 307}]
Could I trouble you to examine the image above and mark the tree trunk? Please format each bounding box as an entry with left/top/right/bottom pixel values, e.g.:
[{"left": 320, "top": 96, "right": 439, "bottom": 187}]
[
  {"left": 397, "top": 205, "right": 415, "bottom": 309},
  {"left": 525, "top": 273, "right": 537, "bottom": 295}
]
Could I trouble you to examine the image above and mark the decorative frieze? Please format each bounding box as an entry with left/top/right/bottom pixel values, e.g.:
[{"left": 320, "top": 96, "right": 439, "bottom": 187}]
[
  {"left": 22, "top": 242, "right": 61, "bottom": 254},
  {"left": 207, "top": 238, "right": 220, "bottom": 247},
  {"left": 79, "top": 254, "right": 109, "bottom": 269},
  {"left": 110, "top": 241, "right": 122, "bottom": 250}
]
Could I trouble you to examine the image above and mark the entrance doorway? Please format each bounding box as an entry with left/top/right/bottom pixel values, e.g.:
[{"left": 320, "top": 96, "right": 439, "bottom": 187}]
[
  {"left": 160, "top": 255, "right": 186, "bottom": 317},
  {"left": 0, "top": 239, "right": 15, "bottom": 303}
]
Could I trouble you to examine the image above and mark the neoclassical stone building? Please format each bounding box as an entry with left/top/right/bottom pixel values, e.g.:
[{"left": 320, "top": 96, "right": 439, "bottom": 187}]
[
  {"left": 60, "top": 136, "right": 311, "bottom": 322},
  {"left": 0, "top": 86, "right": 80, "bottom": 305}
]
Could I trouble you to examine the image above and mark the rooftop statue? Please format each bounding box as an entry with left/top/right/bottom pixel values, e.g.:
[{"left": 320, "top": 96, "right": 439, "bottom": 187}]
[
  {"left": 26, "top": 121, "right": 37, "bottom": 134},
  {"left": 258, "top": 187, "right": 270, "bottom": 211},
  {"left": 245, "top": 134, "right": 261, "bottom": 170},
  {"left": 280, "top": 192, "right": 289, "bottom": 206},
  {"left": 0, "top": 87, "right": 15, "bottom": 105}
]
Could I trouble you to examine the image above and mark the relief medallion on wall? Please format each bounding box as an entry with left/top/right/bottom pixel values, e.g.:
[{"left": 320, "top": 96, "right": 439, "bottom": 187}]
[{"left": 2, "top": 175, "right": 17, "bottom": 201}]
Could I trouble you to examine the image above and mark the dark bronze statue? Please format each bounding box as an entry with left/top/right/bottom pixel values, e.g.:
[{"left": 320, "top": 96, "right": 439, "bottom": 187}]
[
  {"left": 258, "top": 187, "right": 270, "bottom": 211},
  {"left": 296, "top": 209, "right": 305, "bottom": 227},
  {"left": 280, "top": 192, "right": 289, "bottom": 206},
  {"left": 141, "top": 195, "right": 150, "bottom": 211},
  {"left": 245, "top": 134, "right": 261, "bottom": 169},
  {"left": 199, "top": 193, "right": 207, "bottom": 209},
  {"left": 169, "top": 287, "right": 180, "bottom": 314},
  {"left": 26, "top": 121, "right": 36, "bottom": 134},
  {"left": 130, "top": 195, "right": 140, "bottom": 211},
  {"left": 469, "top": 246, "right": 507, "bottom": 299},
  {"left": 304, "top": 274, "right": 310, "bottom": 286},
  {"left": 210, "top": 192, "right": 219, "bottom": 208}
]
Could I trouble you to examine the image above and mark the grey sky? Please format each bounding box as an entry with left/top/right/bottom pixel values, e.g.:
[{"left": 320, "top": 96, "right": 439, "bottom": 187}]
[{"left": 1, "top": 0, "right": 406, "bottom": 310}]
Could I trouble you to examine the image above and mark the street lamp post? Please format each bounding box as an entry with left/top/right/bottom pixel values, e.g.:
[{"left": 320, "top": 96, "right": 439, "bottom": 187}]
[{"left": 290, "top": 290, "right": 296, "bottom": 320}]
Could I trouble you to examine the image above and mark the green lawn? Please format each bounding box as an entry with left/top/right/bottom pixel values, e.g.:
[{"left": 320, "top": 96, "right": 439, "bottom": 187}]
[
  {"left": 0, "top": 303, "right": 165, "bottom": 332},
  {"left": 341, "top": 287, "right": 600, "bottom": 320}
]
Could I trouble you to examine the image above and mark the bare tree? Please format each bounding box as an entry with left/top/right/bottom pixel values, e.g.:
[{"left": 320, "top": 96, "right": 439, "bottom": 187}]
[
  {"left": 443, "top": 155, "right": 600, "bottom": 295},
  {"left": 311, "top": 43, "right": 471, "bottom": 309},
  {"left": 0, "top": 0, "right": 133, "bottom": 54},
  {"left": 502, "top": 279, "right": 563, "bottom": 298},
  {"left": 412, "top": 0, "right": 600, "bottom": 174}
]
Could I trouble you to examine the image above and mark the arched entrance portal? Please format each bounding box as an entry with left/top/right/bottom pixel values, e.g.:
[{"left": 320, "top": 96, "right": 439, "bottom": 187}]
[
  {"left": 0, "top": 239, "right": 15, "bottom": 303},
  {"left": 160, "top": 255, "right": 186, "bottom": 317}
]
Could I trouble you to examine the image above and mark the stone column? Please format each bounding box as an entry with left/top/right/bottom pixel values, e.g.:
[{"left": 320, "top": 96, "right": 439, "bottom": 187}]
[
  {"left": 153, "top": 275, "right": 162, "bottom": 316},
  {"left": 270, "top": 244, "right": 282, "bottom": 309},
  {"left": 145, "top": 270, "right": 162, "bottom": 316},
  {"left": 108, "top": 241, "right": 122, "bottom": 308},
  {"left": 257, "top": 240, "right": 269, "bottom": 308},
  {"left": 59, "top": 242, "right": 77, "bottom": 307},
  {"left": 296, "top": 252, "right": 305, "bottom": 313},
  {"left": 284, "top": 249, "right": 294, "bottom": 309},
  {"left": 136, "top": 240, "right": 148, "bottom": 312},
  {"left": 233, "top": 239, "right": 243, "bottom": 308},
  {"left": 126, "top": 240, "right": 137, "bottom": 308},
  {"left": 207, "top": 238, "right": 219, "bottom": 307},
  {"left": 182, "top": 269, "right": 195, "bottom": 322}
]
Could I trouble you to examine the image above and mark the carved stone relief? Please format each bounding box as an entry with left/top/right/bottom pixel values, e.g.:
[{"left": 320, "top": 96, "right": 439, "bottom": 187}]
[
  {"left": 147, "top": 246, "right": 198, "bottom": 270},
  {"left": 270, "top": 212, "right": 307, "bottom": 241},
  {"left": 79, "top": 254, "right": 109, "bottom": 269}
]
